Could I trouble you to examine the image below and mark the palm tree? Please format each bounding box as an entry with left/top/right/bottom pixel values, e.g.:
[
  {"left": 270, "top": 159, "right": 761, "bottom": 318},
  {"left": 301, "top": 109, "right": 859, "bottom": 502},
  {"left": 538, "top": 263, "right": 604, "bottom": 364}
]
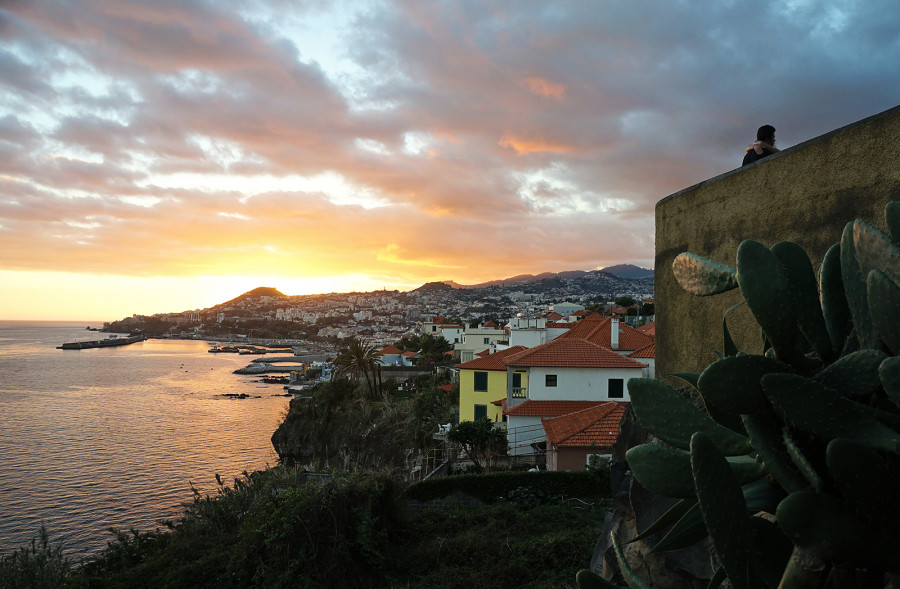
[{"left": 332, "top": 338, "right": 382, "bottom": 400}]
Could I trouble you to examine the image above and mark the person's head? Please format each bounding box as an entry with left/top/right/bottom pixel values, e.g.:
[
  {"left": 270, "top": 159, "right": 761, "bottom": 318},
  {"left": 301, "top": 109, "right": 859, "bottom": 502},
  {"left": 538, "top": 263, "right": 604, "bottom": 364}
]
[{"left": 757, "top": 124, "right": 776, "bottom": 145}]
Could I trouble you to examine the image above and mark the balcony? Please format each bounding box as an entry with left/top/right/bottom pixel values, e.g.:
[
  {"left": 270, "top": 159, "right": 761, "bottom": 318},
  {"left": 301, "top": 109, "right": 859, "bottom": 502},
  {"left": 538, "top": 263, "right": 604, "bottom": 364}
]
[{"left": 511, "top": 387, "right": 527, "bottom": 399}]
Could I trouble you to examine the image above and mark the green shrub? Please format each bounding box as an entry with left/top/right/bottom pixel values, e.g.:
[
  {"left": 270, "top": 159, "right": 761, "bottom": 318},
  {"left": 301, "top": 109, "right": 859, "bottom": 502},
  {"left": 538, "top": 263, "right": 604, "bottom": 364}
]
[
  {"left": 405, "top": 469, "right": 609, "bottom": 504},
  {"left": 0, "top": 526, "right": 70, "bottom": 589},
  {"left": 75, "top": 468, "right": 403, "bottom": 588},
  {"left": 391, "top": 502, "right": 604, "bottom": 589}
]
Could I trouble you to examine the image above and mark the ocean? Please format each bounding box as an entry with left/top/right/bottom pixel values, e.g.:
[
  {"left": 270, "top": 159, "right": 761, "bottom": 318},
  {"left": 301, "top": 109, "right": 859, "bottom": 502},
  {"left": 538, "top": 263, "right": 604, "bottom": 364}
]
[{"left": 0, "top": 321, "right": 292, "bottom": 562}]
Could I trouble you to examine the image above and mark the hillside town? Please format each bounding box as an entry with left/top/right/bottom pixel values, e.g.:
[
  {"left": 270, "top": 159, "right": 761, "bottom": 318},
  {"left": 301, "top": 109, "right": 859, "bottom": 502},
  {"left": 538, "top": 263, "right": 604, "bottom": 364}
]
[
  {"left": 104, "top": 266, "right": 654, "bottom": 350},
  {"left": 103, "top": 266, "right": 655, "bottom": 475}
]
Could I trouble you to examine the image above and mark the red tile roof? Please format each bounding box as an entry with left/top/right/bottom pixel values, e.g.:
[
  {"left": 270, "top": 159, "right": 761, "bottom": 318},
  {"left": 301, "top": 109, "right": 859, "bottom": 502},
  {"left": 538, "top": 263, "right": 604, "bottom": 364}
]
[
  {"left": 502, "top": 337, "right": 647, "bottom": 369},
  {"left": 379, "top": 345, "right": 402, "bottom": 355},
  {"left": 542, "top": 402, "right": 628, "bottom": 448},
  {"left": 629, "top": 343, "right": 655, "bottom": 359},
  {"left": 546, "top": 322, "right": 574, "bottom": 329},
  {"left": 402, "top": 351, "right": 419, "bottom": 357},
  {"left": 546, "top": 311, "right": 563, "bottom": 320},
  {"left": 439, "top": 384, "right": 453, "bottom": 392},
  {"left": 506, "top": 400, "right": 603, "bottom": 416},
  {"left": 571, "top": 310, "right": 591, "bottom": 317},
  {"left": 475, "top": 349, "right": 492, "bottom": 358},
  {"left": 636, "top": 321, "right": 655, "bottom": 336},
  {"left": 559, "top": 313, "right": 653, "bottom": 351},
  {"left": 456, "top": 345, "right": 529, "bottom": 371},
  {"left": 483, "top": 320, "right": 498, "bottom": 328}
]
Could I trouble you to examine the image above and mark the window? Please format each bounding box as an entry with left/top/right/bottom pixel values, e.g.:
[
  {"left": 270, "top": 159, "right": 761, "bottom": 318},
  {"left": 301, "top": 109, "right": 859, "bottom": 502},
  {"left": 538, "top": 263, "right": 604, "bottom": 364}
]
[
  {"left": 545, "top": 374, "right": 557, "bottom": 387},
  {"left": 474, "top": 371, "right": 488, "bottom": 392},
  {"left": 609, "top": 378, "right": 624, "bottom": 399},
  {"left": 474, "top": 404, "right": 487, "bottom": 420},
  {"left": 483, "top": 337, "right": 490, "bottom": 344}
]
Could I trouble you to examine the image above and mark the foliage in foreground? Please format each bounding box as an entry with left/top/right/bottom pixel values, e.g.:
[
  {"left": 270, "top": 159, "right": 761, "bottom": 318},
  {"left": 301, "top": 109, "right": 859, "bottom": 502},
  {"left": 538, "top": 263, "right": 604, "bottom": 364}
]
[
  {"left": 391, "top": 502, "right": 604, "bottom": 589},
  {"left": 406, "top": 469, "right": 610, "bottom": 504},
  {"left": 2, "top": 466, "right": 606, "bottom": 589},
  {"left": 0, "top": 526, "right": 70, "bottom": 589},
  {"left": 74, "top": 469, "right": 402, "bottom": 589},
  {"left": 587, "top": 202, "right": 900, "bottom": 588}
]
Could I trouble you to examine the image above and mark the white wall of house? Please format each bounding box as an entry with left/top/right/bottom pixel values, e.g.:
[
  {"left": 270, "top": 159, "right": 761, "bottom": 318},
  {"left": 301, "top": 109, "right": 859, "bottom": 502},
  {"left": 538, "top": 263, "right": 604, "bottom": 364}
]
[
  {"left": 455, "top": 327, "right": 508, "bottom": 362},
  {"left": 439, "top": 325, "right": 464, "bottom": 344},
  {"left": 550, "top": 302, "right": 584, "bottom": 316},
  {"left": 519, "top": 366, "right": 644, "bottom": 402},
  {"left": 545, "top": 325, "right": 571, "bottom": 341},
  {"left": 506, "top": 415, "right": 546, "bottom": 456},
  {"left": 508, "top": 328, "right": 546, "bottom": 348}
]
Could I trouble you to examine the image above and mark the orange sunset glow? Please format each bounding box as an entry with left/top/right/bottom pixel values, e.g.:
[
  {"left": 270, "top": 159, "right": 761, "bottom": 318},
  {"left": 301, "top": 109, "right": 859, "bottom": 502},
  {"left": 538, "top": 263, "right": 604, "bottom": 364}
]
[{"left": 1, "top": 1, "right": 896, "bottom": 320}]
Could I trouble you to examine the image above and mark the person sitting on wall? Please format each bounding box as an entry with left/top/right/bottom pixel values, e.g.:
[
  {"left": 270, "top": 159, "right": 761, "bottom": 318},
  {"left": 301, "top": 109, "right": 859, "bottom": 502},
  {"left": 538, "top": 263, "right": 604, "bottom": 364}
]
[{"left": 742, "top": 124, "right": 779, "bottom": 166}]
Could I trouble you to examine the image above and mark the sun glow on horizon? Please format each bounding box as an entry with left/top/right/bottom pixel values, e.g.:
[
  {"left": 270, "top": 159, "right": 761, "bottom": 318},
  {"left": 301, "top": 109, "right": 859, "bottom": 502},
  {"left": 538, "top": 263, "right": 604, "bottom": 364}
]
[{"left": 0, "top": 270, "right": 422, "bottom": 322}]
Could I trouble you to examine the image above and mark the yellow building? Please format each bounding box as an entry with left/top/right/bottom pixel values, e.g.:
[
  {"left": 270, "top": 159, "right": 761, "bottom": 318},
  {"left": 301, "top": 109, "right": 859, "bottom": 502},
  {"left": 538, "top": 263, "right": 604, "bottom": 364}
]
[{"left": 456, "top": 345, "right": 528, "bottom": 422}]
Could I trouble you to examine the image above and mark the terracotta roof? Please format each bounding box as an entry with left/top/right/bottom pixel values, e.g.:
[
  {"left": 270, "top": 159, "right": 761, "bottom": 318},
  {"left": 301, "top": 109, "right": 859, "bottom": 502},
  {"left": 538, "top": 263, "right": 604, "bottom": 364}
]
[
  {"left": 475, "top": 348, "right": 492, "bottom": 358},
  {"left": 506, "top": 400, "right": 603, "bottom": 416},
  {"left": 439, "top": 384, "right": 453, "bottom": 392},
  {"left": 559, "top": 313, "right": 654, "bottom": 351},
  {"left": 546, "top": 311, "right": 563, "bottom": 320},
  {"left": 379, "top": 345, "right": 402, "bottom": 355},
  {"left": 546, "top": 322, "right": 573, "bottom": 329},
  {"left": 571, "top": 310, "right": 591, "bottom": 317},
  {"left": 491, "top": 397, "right": 507, "bottom": 410},
  {"left": 629, "top": 343, "right": 655, "bottom": 359},
  {"left": 542, "top": 402, "right": 628, "bottom": 448},
  {"left": 636, "top": 321, "right": 655, "bottom": 336},
  {"left": 402, "top": 351, "right": 419, "bottom": 357},
  {"left": 502, "top": 337, "right": 647, "bottom": 369},
  {"left": 456, "top": 345, "right": 529, "bottom": 371},
  {"left": 483, "top": 320, "right": 498, "bottom": 328}
]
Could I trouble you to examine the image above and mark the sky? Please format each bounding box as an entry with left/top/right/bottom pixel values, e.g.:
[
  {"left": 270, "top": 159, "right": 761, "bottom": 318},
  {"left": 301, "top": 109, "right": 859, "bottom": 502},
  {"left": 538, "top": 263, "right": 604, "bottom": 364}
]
[{"left": 1, "top": 1, "right": 899, "bottom": 320}]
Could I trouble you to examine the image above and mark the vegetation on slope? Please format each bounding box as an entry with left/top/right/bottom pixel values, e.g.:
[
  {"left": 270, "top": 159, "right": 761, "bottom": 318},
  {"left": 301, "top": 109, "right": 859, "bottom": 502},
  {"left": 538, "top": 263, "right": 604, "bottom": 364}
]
[{"left": 1, "top": 468, "right": 607, "bottom": 589}]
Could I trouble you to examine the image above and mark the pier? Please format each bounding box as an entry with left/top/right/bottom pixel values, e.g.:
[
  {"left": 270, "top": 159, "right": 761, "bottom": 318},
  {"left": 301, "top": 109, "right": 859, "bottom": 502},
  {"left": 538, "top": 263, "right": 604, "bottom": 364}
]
[{"left": 57, "top": 334, "right": 145, "bottom": 350}]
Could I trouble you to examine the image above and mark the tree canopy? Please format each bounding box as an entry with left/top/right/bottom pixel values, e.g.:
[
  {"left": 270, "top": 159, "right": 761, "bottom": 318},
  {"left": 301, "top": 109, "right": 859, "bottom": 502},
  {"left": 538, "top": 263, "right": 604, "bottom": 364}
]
[
  {"left": 447, "top": 417, "right": 507, "bottom": 473},
  {"left": 332, "top": 338, "right": 382, "bottom": 400}
]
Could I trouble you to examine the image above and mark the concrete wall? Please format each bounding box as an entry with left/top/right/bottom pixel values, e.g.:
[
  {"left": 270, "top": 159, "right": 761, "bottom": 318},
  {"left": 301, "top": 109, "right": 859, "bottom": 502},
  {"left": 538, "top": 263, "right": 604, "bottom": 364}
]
[{"left": 656, "top": 104, "right": 900, "bottom": 379}]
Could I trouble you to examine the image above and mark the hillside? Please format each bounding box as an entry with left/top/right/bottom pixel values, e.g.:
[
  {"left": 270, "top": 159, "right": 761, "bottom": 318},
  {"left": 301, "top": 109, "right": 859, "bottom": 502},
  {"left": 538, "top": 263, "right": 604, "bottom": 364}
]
[{"left": 599, "top": 264, "right": 653, "bottom": 279}]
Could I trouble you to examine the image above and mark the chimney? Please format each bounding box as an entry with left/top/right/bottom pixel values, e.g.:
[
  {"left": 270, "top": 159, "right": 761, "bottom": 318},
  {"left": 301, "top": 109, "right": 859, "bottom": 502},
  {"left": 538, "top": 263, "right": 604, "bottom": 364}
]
[{"left": 611, "top": 318, "right": 619, "bottom": 349}]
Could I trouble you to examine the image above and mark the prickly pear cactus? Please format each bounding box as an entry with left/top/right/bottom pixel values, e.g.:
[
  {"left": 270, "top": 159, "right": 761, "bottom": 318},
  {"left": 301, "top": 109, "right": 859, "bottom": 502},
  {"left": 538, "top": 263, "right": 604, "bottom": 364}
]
[{"left": 598, "top": 202, "right": 900, "bottom": 589}]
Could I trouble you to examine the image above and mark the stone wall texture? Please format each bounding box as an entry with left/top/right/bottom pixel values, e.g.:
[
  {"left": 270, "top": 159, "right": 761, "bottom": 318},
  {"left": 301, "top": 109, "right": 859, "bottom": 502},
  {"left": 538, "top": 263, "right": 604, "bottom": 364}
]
[{"left": 655, "top": 104, "right": 900, "bottom": 380}]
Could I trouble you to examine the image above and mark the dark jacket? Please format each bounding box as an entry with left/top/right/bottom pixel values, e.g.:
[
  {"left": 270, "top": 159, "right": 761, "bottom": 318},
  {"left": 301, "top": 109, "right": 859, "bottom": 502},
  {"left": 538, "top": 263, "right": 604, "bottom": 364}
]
[{"left": 742, "top": 146, "right": 775, "bottom": 166}]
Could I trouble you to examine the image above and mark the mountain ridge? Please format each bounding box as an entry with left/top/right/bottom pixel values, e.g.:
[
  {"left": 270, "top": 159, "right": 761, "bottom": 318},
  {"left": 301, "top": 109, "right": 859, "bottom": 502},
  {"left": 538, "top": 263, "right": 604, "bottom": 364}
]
[{"left": 426, "top": 264, "right": 653, "bottom": 289}]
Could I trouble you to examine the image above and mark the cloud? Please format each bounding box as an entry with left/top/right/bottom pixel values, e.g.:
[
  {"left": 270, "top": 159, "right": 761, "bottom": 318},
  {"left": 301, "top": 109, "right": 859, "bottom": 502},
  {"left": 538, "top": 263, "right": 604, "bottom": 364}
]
[{"left": 0, "top": 0, "right": 898, "bottom": 306}]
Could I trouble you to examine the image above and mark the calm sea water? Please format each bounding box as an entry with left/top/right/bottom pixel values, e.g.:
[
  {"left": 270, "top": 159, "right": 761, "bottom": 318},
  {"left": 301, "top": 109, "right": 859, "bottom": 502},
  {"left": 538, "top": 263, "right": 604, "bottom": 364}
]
[{"left": 0, "top": 321, "right": 292, "bottom": 562}]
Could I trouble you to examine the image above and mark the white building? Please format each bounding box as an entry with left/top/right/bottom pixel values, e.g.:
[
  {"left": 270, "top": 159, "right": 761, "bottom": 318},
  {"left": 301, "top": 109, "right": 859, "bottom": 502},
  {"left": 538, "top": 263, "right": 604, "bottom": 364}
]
[
  {"left": 507, "top": 316, "right": 547, "bottom": 348},
  {"left": 501, "top": 337, "right": 646, "bottom": 455}
]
